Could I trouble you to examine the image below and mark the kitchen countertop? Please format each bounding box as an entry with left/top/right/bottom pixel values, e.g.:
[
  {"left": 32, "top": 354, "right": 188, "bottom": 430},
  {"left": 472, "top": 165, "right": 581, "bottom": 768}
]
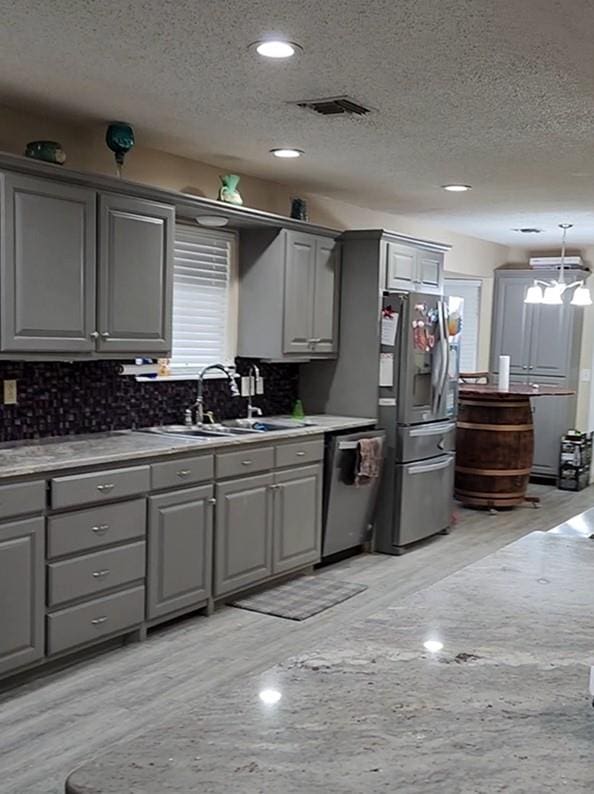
[
  {"left": 65, "top": 531, "right": 594, "bottom": 793},
  {"left": 0, "top": 415, "right": 376, "bottom": 480}
]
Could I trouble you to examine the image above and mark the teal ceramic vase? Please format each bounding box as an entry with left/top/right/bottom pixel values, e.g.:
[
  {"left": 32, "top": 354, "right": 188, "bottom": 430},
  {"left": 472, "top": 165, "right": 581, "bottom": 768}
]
[
  {"left": 24, "top": 140, "right": 66, "bottom": 165},
  {"left": 218, "top": 174, "right": 243, "bottom": 205},
  {"left": 105, "top": 121, "right": 135, "bottom": 177}
]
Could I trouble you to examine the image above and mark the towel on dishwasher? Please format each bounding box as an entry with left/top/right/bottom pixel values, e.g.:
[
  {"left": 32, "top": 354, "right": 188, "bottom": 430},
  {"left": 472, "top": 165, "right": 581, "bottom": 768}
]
[{"left": 355, "top": 436, "right": 384, "bottom": 486}]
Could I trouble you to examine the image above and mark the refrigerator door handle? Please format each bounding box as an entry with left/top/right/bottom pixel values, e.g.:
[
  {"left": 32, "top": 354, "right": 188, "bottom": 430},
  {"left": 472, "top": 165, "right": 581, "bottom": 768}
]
[
  {"left": 407, "top": 455, "right": 454, "bottom": 475},
  {"left": 437, "top": 299, "right": 450, "bottom": 414}
]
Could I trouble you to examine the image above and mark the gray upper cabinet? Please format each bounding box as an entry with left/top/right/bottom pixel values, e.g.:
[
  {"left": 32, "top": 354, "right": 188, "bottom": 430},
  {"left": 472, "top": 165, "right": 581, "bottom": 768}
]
[
  {"left": 0, "top": 517, "right": 45, "bottom": 676},
  {"left": 238, "top": 229, "right": 340, "bottom": 360},
  {"left": 97, "top": 194, "right": 174, "bottom": 353},
  {"left": 386, "top": 241, "right": 443, "bottom": 294},
  {"left": 272, "top": 464, "right": 322, "bottom": 575},
  {"left": 147, "top": 485, "right": 213, "bottom": 620},
  {"left": 528, "top": 302, "right": 573, "bottom": 378},
  {"left": 0, "top": 173, "right": 96, "bottom": 353},
  {"left": 214, "top": 472, "right": 274, "bottom": 597},
  {"left": 490, "top": 273, "right": 533, "bottom": 373}
]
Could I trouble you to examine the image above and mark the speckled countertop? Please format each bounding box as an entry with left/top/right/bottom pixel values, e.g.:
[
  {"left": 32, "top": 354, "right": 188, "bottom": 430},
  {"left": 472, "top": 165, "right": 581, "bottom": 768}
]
[
  {"left": 66, "top": 531, "right": 594, "bottom": 793},
  {"left": 0, "top": 415, "right": 376, "bottom": 479}
]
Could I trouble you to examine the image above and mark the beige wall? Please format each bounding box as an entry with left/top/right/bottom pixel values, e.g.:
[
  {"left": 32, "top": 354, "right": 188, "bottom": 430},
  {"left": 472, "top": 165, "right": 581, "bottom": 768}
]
[{"left": 1, "top": 103, "right": 511, "bottom": 369}]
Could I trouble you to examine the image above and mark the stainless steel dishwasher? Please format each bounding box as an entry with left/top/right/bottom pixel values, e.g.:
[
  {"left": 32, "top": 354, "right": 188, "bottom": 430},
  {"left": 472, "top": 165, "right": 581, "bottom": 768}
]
[{"left": 322, "top": 428, "right": 386, "bottom": 558}]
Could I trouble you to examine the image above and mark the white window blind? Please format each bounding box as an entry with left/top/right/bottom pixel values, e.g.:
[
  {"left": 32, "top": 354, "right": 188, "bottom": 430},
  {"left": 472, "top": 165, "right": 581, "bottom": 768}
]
[
  {"left": 170, "top": 225, "right": 234, "bottom": 374},
  {"left": 444, "top": 279, "right": 481, "bottom": 373}
]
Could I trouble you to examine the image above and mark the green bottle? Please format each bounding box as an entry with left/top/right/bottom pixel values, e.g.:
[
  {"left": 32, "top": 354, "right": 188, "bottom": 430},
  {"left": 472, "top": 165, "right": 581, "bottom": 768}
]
[{"left": 292, "top": 399, "right": 305, "bottom": 421}]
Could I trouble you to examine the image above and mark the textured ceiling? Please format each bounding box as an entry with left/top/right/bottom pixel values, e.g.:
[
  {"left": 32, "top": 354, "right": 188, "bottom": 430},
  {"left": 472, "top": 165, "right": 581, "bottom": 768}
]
[{"left": 2, "top": 0, "right": 594, "bottom": 245}]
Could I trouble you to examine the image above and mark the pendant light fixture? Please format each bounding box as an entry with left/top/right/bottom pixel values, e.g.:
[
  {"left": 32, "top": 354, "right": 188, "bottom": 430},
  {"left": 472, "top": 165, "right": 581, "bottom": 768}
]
[{"left": 524, "top": 223, "right": 592, "bottom": 306}]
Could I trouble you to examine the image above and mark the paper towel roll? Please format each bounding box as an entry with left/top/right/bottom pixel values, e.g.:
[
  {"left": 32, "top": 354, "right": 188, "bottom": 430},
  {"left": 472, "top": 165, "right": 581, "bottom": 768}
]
[{"left": 498, "top": 355, "right": 510, "bottom": 391}]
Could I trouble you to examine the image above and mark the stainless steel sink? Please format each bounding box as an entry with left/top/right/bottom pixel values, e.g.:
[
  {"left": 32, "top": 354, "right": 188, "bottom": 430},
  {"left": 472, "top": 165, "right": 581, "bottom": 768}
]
[
  {"left": 221, "top": 419, "right": 312, "bottom": 432},
  {"left": 141, "top": 419, "right": 315, "bottom": 440}
]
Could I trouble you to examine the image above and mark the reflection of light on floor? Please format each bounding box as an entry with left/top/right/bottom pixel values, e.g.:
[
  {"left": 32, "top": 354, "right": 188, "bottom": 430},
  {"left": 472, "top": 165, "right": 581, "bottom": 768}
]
[{"left": 548, "top": 512, "right": 593, "bottom": 537}]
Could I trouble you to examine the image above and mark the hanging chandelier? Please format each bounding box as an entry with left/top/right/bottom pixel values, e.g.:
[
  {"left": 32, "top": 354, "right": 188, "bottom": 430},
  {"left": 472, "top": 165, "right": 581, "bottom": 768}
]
[{"left": 524, "top": 223, "right": 592, "bottom": 306}]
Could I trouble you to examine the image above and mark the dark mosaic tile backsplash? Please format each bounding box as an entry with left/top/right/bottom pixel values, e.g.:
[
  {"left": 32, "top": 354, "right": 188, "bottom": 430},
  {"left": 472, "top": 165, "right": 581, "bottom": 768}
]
[{"left": 0, "top": 358, "right": 299, "bottom": 442}]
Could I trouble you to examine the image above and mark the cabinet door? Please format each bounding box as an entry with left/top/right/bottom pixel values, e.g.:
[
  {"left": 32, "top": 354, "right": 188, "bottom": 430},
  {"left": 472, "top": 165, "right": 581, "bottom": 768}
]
[
  {"left": 147, "top": 485, "right": 213, "bottom": 620},
  {"left": 0, "top": 517, "right": 44, "bottom": 676},
  {"left": 0, "top": 173, "right": 96, "bottom": 353},
  {"left": 97, "top": 194, "right": 174, "bottom": 353},
  {"left": 528, "top": 301, "right": 573, "bottom": 377},
  {"left": 490, "top": 275, "right": 533, "bottom": 374},
  {"left": 311, "top": 239, "right": 340, "bottom": 355},
  {"left": 214, "top": 473, "right": 273, "bottom": 597},
  {"left": 386, "top": 242, "right": 417, "bottom": 291},
  {"left": 530, "top": 376, "right": 575, "bottom": 477},
  {"left": 283, "top": 231, "right": 316, "bottom": 354},
  {"left": 273, "top": 464, "right": 322, "bottom": 575},
  {"left": 417, "top": 250, "right": 443, "bottom": 294}
]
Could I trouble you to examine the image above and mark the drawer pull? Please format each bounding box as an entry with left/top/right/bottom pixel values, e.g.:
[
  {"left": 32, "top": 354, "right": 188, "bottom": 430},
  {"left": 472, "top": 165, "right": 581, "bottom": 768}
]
[
  {"left": 91, "top": 524, "right": 110, "bottom": 534},
  {"left": 296, "top": 451, "right": 306, "bottom": 457},
  {"left": 97, "top": 483, "right": 115, "bottom": 493},
  {"left": 241, "top": 460, "right": 253, "bottom": 466},
  {"left": 177, "top": 469, "right": 191, "bottom": 478},
  {"left": 91, "top": 616, "right": 108, "bottom": 626},
  {"left": 208, "top": 497, "right": 217, "bottom": 505},
  {"left": 92, "top": 569, "right": 110, "bottom": 578}
]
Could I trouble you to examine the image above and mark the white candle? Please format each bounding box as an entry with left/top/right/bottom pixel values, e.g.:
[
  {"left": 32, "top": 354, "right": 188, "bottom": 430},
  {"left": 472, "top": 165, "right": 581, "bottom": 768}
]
[{"left": 498, "top": 355, "right": 510, "bottom": 391}]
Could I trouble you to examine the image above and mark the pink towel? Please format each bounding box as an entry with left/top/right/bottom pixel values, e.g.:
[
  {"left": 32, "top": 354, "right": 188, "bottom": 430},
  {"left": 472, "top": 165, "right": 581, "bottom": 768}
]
[{"left": 355, "top": 437, "right": 384, "bottom": 486}]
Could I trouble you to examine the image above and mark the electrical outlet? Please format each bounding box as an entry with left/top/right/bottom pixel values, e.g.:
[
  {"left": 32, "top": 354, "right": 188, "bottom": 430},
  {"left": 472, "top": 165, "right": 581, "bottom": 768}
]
[
  {"left": 256, "top": 376, "right": 264, "bottom": 395},
  {"left": 3, "top": 380, "right": 17, "bottom": 405}
]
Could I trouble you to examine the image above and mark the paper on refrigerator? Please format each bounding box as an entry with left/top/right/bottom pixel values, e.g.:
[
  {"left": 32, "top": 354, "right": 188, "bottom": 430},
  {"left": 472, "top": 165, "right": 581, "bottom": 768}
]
[
  {"left": 381, "top": 312, "right": 399, "bottom": 346},
  {"left": 379, "top": 352, "right": 394, "bottom": 386}
]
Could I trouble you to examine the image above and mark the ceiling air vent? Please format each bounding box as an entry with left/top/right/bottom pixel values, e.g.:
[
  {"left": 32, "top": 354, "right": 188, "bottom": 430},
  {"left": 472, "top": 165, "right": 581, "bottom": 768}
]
[{"left": 293, "top": 96, "right": 372, "bottom": 116}]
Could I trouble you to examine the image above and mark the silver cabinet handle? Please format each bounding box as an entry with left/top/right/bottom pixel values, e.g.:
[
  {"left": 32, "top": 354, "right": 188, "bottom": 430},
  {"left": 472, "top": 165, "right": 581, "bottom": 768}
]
[
  {"left": 208, "top": 497, "right": 217, "bottom": 505},
  {"left": 97, "top": 483, "right": 115, "bottom": 493},
  {"left": 90, "top": 331, "right": 99, "bottom": 339},
  {"left": 92, "top": 569, "right": 110, "bottom": 578},
  {"left": 295, "top": 451, "right": 306, "bottom": 457},
  {"left": 241, "top": 460, "right": 253, "bottom": 466},
  {"left": 100, "top": 332, "right": 110, "bottom": 339},
  {"left": 91, "top": 524, "right": 110, "bottom": 534},
  {"left": 91, "top": 616, "right": 108, "bottom": 626},
  {"left": 522, "top": 365, "right": 528, "bottom": 370},
  {"left": 177, "top": 469, "right": 191, "bottom": 478}
]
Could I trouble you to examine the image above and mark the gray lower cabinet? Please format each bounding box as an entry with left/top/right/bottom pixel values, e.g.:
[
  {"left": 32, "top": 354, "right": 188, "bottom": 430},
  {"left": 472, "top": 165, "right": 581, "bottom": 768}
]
[
  {"left": 0, "top": 516, "right": 45, "bottom": 676},
  {"left": 0, "top": 172, "right": 97, "bottom": 353},
  {"left": 530, "top": 376, "right": 576, "bottom": 477},
  {"left": 97, "top": 193, "right": 174, "bottom": 353},
  {"left": 214, "top": 472, "right": 274, "bottom": 597},
  {"left": 147, "top": 485, "right": 214, "bottom": 620},
  {"left": 273, "top": 464, "right": 322, "bottom": 574}
]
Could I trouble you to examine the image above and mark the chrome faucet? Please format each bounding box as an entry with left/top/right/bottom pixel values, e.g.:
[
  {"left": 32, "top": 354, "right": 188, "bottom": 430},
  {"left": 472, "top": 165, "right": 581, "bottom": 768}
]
[
  {"left": 189, "top": 363, "right": 240, "bottom": 425},
  {"left": 246, "top": 363, "right": 263, "bottom": 420}
]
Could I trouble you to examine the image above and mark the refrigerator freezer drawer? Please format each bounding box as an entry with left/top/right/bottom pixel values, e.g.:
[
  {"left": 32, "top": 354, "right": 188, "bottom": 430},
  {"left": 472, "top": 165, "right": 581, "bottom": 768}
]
[
  {"left": 392, "top": 453, "right": 454, "bottom": 549},
  {"left": 396, "top": 420, "right": 456, "bottom": 462}
]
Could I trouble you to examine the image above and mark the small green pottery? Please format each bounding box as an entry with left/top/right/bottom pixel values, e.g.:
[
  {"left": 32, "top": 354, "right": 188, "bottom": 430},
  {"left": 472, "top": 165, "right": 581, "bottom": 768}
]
[
  {"left": 218, "top": 174, "right": 243, "bottom": 205},
  {"left": 105, "top": 121, "right": 135, "bottom": 176},
  {"left": 24, "top": 140, "right": 66, "bottom": 165}
]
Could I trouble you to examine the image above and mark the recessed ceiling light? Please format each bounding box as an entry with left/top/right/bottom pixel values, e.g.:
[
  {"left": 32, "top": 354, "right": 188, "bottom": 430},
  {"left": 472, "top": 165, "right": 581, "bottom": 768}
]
[
  {"left": 195, "top": 215, "right": 229, "bottom": 227},
  {"left": 442, "top": 184, "right": 472, "bottom": 192},
  {"left": 270, "top": 148, "right": 304, "bottom": 158},
  {"left": 253, "top": 40, "right": 301, "bottom": 59}
]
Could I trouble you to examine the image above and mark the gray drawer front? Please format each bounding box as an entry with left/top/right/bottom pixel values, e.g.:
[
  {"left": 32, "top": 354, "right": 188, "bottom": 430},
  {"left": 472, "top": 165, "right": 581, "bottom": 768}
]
[
  {"left": 216, "top": 445, "right": 274, "bottom": 479},
  {"left": 47, "top": 585, "right": 145, "bottom": 655},
  {"left": 47, "top": 541, "right": 146, "bottom": 607},
  {"left": 0, "top": 480, "right": 45, "bottom": 519},
  {"left": 276, "top": 438, "right": 324, "bottom": 468},
  {"left": 47, "top": 499, "right": 146, "bottom": 559},
  {"left": 396, "top": 421, "right": 456, "bottom": 463},
  {"left": 51, "top": 465, "right": 150, "bottom": 509},
  {"left": 151, "top": 454, "right": 214, "bottom": 491}
]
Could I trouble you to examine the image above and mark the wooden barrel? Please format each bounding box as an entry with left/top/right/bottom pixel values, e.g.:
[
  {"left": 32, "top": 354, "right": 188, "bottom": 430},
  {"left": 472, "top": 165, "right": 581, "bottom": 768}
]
[{"left": 455, "top": 396, "right": 534, "bottom": 508}]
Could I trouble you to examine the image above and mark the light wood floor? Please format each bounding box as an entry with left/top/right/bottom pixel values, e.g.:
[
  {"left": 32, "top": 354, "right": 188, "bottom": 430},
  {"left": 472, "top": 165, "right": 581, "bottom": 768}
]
[{"left": 2, "top": 483, "right": 593, "bottom": 794}]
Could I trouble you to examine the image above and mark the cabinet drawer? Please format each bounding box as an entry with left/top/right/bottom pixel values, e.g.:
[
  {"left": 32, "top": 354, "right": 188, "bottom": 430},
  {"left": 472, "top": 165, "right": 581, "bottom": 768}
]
[
  {"left": 0, "top": 480, "right": 45, "bottom": 520},
  {"left": 47, "top": 499, "right": 146, "bottom": 559},
  {"left": 276, "top": 438, "right": 324, "bottom": 468},
  {"left": 151, "top": 454, "right": 214, "bottom": 491},
  {"left": 216, "top": 445, "right": 274, "bottom": 479},
  {"left": 51, "top": 465, "right": 150, "bottom": 509},
  {"left": 47, "top": 585, "right": 145, "bottom": 655},
  {"left": 47, "top": 541, "right": 146, "bottom": 607}
]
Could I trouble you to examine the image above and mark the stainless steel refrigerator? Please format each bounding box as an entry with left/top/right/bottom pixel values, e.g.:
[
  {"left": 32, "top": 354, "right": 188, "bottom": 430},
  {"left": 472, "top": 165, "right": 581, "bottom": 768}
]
[{"left": 374, "top": 291, "right": 463, "bottom": 554}]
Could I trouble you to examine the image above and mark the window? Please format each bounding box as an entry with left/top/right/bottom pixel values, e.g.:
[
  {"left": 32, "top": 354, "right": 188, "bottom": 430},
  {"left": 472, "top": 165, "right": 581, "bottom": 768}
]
[
  {"left": 444, "top": 279, "right": 481, "bottom": 373},
  {"left": 169, "top": 225, "right": 237, "bottom": 375}
]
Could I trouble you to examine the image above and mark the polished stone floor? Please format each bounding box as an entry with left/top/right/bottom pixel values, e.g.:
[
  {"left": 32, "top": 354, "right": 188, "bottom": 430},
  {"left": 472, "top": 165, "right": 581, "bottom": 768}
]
[{"left": 1, "top": 483, "right": 593, "bottom": 793}]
